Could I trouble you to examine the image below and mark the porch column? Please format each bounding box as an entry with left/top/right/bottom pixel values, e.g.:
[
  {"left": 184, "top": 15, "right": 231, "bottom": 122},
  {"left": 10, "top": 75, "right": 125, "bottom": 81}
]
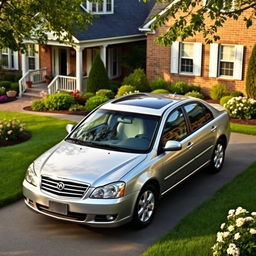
[
  {"left": 100, "top": 45, "right": 107, "bottom": 67},
  {"left": 75, "top": 46, "right": 83, "bottom": 92},
  {"left": 21, "top": 53, "right": 28, "bottom": 76}
]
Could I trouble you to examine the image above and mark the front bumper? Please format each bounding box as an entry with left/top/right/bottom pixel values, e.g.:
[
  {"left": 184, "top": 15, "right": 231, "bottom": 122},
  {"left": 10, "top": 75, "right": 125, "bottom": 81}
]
[{"left": 23, "top": 179, "right": 136, "bottom": 227}]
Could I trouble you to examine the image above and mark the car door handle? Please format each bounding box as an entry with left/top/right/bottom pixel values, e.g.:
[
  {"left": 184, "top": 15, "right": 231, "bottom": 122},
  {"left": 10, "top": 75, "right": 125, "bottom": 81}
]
[
  {"left": 187, "top": 142, "right": 194, "bottom": 149},
  {"left": 211, "top": 126, "right": 217, "bottom": 132}
]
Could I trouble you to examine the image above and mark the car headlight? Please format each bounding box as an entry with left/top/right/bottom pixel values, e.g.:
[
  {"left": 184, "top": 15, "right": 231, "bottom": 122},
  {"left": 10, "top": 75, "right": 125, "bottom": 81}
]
[
  {"left": 25, "top": 163, "right": 38, "bottom": 186},
  {"left": 90, "top": 182, "right": 126, "bottom": 199}
]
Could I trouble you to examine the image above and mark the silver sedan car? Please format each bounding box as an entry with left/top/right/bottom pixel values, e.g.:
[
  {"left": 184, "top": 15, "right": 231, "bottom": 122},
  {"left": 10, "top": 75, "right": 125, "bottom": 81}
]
[{"left": 23, "top": 93, "right": 230, "bottom": 228}]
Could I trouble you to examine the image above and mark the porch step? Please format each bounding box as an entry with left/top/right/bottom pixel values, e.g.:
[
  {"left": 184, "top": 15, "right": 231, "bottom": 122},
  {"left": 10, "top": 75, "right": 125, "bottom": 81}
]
[{"left": 23, "top": 82, "right": 48, "bottom": 99}]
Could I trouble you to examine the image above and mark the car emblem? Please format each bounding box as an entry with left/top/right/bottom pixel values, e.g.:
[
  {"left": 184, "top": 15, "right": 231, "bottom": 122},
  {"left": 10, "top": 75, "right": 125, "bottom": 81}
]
[{"left": 57, "top": 182, "right": 65, "bottom": 191}]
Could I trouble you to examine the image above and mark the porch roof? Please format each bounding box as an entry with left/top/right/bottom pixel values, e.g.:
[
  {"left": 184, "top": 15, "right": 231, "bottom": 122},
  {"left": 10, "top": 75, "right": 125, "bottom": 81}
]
[{"left": 74, "top": 0, "right": 155, "bottom": 42}]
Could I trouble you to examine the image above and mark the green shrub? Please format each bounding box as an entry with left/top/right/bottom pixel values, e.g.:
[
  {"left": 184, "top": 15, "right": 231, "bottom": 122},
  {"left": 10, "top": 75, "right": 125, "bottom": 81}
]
[
  {"left": 224, "top": 97, "right": 256, "bottom": 119},
  {"left": 0, "top": 81, "right": 11, "bottom": 90},
  {"left": 85, "top": 95, "right": 109, "bottom": 112},
  {"left": 122, "top": 68, "right": 150, "bottom": 92},
  {"left": 230, "top": 90, "right": 244, "bottom": 97},
  {"left": 185, "top": 91, "right": 205, "bottom": 99},
  {"left": 69, "top": 104, "right": 85, "bottom": 112},
  {"left": 220, "top": 96, "right": 234, "bottom": 106},
  {"left": 0, "top": 87, "right": 6, "bottom": 96},
  {"left": 96, "top": 89, "right": 114, "bottom": 99},
  {"left": 31, "top": 99, "right": 47, "bottom": 111},
  {"left": 189, "top": 85, "right": 201, "bottom": 93},
  {"left": 87, "top": 54, "right": 110, "bottom": 93},
  {"left": 3, "top": 73, "right": 16, "bottom": 82},
  {"left": 151, "top": 89, "right": 169, "bottom": 94},
  {"left": 210, "top": 83, "right": 228, "bottom": 100},
  {"left": 246, "top": 44, "right": 256, "bottom": 99},
  {"left": 116, "top": 85, "right": 136, "bottom": 97},
  {"left": 150, "top": 78, "right": 169, "bottom": 91},
  {"left": 44, "top": 93, "right": 75, "bottom": 110},
  {"left": 14, "top": 73, "right": 22, "bottom": 82},
  {"left": 81, "top": 92, "right": 95, "bottom": 98},
  {"left": 10, "top": 82, "right": 19, "bottom": 93},
  {"left": 109, "top": 80, "right": 120, "bottom": 93},
  {"left": 170, "top": 81, "right": 190, "bottom": 95}
]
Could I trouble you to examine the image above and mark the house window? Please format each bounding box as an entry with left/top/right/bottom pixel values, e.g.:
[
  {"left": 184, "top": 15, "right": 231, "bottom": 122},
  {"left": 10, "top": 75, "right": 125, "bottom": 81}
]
[
  {"left": 0, "top": 48, "right": 18, "bottom": 70},
  {"left": 209, "top": 43, "right": 244, "bottom": 80},
  {"left": 219, "top": 45, "right": 235, "bottom": 77},
  {"left": 180, "top": 43, "right": 194, "bottom": 73},
  {"left": 27, "top": 45, "right": 36, "bottom": 70},
  {"left": 108, "top": 47, "right": 121, "bottom": 79},
  {"left": 81, "top": 0, "right": 113, "bottom": 14},
  {"left": 171, "top": 42, "right": 202, "bottom": 76}
]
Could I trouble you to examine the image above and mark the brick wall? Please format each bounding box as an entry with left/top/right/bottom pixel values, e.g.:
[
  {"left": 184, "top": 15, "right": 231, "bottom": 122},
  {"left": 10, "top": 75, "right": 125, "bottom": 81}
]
[
  {"left": 146, "top": 9, "right": 256, "bottom": 95},
  {"left": 39, "top": 45, "right": 52, "bottom": 75}
]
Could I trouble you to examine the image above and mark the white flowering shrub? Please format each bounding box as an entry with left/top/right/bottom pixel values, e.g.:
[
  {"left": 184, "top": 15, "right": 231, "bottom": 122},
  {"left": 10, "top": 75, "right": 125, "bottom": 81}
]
[
  {"left": 212, "top": 207, "right": 256, "bottom": 256},
  {"left": 0, "top": 119, "right": 26, "bottom": 141},
  {"left": 224, "top": 97, "right": 256, "bottom": 120}
]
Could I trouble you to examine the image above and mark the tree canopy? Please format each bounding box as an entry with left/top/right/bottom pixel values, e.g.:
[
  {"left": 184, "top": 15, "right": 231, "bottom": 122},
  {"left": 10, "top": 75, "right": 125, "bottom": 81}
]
[
  {"left": 0, "top": 0, "right": 92, "bottom": 51},
  {"left": 144, "top": 0, "right": 256, "bottom": 45}
]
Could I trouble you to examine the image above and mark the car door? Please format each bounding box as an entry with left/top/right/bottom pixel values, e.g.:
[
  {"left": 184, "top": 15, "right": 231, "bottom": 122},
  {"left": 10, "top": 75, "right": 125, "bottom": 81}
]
[
  {"left": 181, "top": 102, "right": 216, "bottom": 177},
  {"left": 156, "top": 107, "right": 195, "bottom": 194}
]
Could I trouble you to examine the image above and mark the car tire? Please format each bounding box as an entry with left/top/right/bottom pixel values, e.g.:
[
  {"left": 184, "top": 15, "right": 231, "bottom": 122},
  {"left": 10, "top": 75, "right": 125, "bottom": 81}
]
[
  {"left": 132, "top": 184, "right": 158, "bottom": 228},
  {"left": 209, "top": 139, "right": 226, "bottom": 173}
]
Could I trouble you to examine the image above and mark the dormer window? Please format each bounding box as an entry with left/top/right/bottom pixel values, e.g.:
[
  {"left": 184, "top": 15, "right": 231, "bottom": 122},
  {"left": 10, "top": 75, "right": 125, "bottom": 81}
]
[{"left": 81, "top": 0, "right": 114, "bottom": 14}]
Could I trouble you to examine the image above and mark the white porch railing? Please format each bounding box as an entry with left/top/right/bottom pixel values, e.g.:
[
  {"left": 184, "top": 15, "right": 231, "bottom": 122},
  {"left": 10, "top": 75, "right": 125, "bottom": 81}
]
[
  {"left": 18, "top": 67, "right": 48, "bottom": 97},
  {"left": 48, "top": 75, "right": 77, "bottom": 94}
]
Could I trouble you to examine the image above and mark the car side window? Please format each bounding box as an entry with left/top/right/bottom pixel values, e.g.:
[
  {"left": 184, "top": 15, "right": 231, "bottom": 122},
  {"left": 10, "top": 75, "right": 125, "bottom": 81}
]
[
  {"left": 184, "top": 103, "right": 213, "bottom": 131},
  {"left": 161, "top": 108, "right": 188, "bottom": 145}
]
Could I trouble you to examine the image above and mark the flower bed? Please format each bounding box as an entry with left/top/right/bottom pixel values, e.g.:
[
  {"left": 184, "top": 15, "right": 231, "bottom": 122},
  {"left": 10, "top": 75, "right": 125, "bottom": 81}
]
[
  {"left": 213, "top": 207, "right": 256, "bottom": 256},
  {"left": 0, "top": 119, "right": 31, "bottom": 147}
]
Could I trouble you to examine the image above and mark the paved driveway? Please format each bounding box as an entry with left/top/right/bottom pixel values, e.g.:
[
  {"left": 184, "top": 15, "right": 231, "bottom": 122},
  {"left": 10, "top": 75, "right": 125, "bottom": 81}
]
[{"left": 0, "top": 133, "right": 255, "bottom": 256}]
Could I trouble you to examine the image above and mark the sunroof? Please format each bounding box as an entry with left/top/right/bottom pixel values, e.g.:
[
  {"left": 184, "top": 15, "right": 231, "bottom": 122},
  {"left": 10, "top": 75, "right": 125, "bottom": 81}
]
[{"left": 115, "top": 95, "right": 173, "bottom": 109}]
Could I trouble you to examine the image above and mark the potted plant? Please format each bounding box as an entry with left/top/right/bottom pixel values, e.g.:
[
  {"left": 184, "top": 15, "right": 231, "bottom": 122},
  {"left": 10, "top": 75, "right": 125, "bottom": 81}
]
[
  {"left": 44, "top": 74, "right": 53, "bottom": 84},
  {"left": 6, "top": 90, "right": 17, "bottom": 97},
  {"left": 26, "top": 80, "right": 32, "bottom": 88}
]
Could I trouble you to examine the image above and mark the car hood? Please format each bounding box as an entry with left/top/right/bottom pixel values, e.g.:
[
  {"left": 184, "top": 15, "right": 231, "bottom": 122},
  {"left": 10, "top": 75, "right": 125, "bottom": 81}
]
[{"left": 35, "top": 141, "right": 146, "bottom": 187}]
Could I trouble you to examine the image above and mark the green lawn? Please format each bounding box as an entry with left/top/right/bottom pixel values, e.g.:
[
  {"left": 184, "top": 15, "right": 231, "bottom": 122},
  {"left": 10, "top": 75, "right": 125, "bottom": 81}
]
[
  {"left": 0, "top": 111, "right": 74, "bottom": 207},
  {"left": 143, "top": 162, "right": 256, "bottom": 256},
  {"left": 230, "top": 122, "right": 256, "bottom": 135}
]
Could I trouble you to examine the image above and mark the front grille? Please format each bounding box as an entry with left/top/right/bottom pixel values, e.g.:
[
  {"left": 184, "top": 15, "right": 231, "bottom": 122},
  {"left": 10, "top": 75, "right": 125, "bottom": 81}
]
[{"left": 41, "top": 176, "right": 89, "bottom": 198}]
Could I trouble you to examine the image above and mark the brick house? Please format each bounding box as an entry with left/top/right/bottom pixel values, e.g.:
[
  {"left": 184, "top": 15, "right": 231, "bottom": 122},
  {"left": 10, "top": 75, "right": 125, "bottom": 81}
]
[
  {"left": 0, "top": 0, "right": 155, "bottom": 97},
  {"left": 140, "top": 2, "right": 256, "bottom": 95}
]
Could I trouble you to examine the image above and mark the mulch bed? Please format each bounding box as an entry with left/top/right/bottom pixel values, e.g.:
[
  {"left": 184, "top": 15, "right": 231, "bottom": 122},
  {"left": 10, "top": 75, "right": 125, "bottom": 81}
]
[
  {"left": 23, "top": 106, "right": 88, "bottom": 116},
  {"left": 0, "top": 132, "right": 31, "bottom": 147},
  {"left": 230, "top": 118, "right": 256, "bottom": 125}
]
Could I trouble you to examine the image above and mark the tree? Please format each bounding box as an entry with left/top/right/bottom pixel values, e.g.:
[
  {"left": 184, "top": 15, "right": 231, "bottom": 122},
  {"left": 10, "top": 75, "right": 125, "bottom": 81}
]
[
  {"left": 246, "top": 44, "right": 256, "bottom": 99},
  {"left": 87, "top": 54, "right": 110, "bottom": 93},
  {"left": 144, "top": 0, "right": 256, "bottom": 45},
  {"left": 0, "top": 0, "right": 92, "bottom": 51}
]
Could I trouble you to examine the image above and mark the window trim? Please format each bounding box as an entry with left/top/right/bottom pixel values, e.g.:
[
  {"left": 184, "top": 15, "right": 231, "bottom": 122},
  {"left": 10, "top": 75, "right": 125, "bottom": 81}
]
[
  {"left": 171, "top": 41, "right": 202, "bottom": 77},
  {"left": 0, "top": 48, "right": 19, "bottom": 70},
  {"left": 108, "top": 47, "right": 121, "bottom": 79},
  {"left": 179, "top": 42, "right": 194, "bottom": 75},
  {"left": 218, "top": 44, "right": 235, "bottom": 78},
  {"left": 209, "top": 43, "right": 244, "bottom": 80},
  {"left": 81, "top": 0, "right": 114, "bottom": 14}
]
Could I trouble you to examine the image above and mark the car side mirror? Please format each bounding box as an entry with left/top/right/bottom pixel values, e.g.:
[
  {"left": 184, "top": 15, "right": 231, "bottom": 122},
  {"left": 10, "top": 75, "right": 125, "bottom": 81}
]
[
  {"left": 66, "top": 124, "right": 74, "bottom": 134},
  {"left": 163, "top": 140, "right": 182, "bottom": 151}
]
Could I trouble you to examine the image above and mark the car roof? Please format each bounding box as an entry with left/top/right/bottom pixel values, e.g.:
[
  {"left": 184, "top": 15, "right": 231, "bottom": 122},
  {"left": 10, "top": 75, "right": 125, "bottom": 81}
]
[{"left": 100, "top": 93, "right": 190, "bottom": 116}]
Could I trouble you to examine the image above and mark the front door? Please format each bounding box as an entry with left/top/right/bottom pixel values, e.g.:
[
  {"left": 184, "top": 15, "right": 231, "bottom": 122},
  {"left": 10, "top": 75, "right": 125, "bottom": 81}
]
[{"left": 59, "top": 49, "right": 67, "bottom": 75}]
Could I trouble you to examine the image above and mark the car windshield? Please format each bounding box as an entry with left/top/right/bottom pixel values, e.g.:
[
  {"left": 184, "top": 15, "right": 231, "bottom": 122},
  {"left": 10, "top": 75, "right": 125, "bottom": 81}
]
[{"left": 66, "top": 110, "right": 160, "bottom": 153}]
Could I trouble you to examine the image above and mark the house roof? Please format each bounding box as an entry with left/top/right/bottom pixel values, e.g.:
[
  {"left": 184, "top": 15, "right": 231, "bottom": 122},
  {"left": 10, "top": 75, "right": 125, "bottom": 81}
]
[
  {"left": 142, "top": 2, "right": 170, "bottom": 26},
  {"left": 74, "top": 0, "right": 156, "bottom": 42}
]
